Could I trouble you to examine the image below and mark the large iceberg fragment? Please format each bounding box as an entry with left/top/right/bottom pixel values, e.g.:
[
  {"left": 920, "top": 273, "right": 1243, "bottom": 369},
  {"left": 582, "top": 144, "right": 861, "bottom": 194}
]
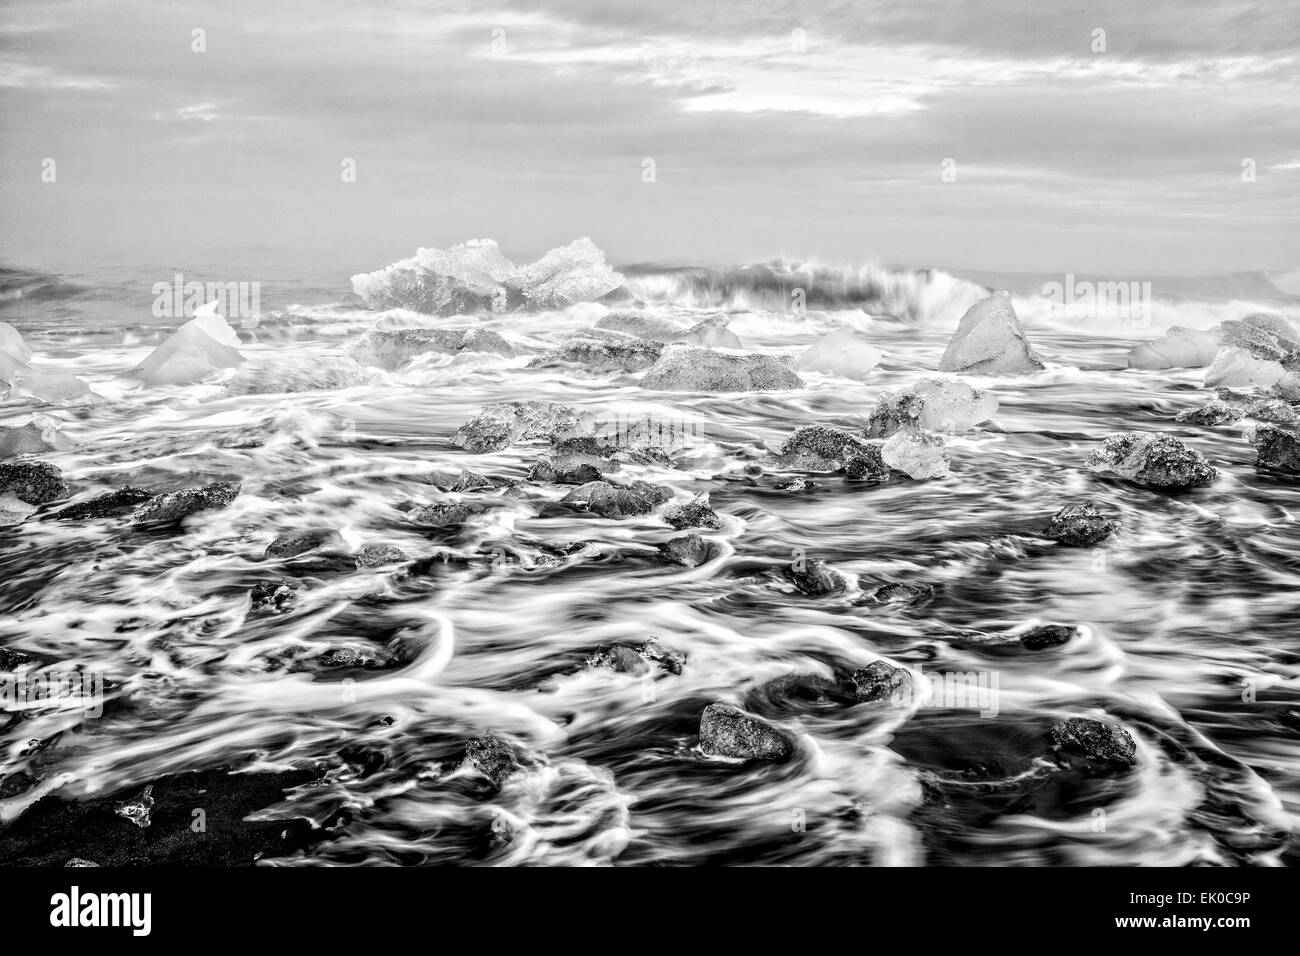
[
  {"left": 1126, "top": 326, "right": 1222, "bottom": 369},
  {"left": 866, "top": 378, "right": 997, "bottom": 437},
  {"left": 506, "top": 237, "right": 624, "bottom": 310},
  {"left": 350, "top": 239, "right": 515, "bottom": 314},
  {"left": 881, "top": 429, "right": 950, "bottom": 479},
  {"left": 129, "top": 302, "right": 244, "bottom": 386},
  {"left": 798, "top": 329, "right": 883, "bottom": 379},
  {"left": 939, "top": 292, "right": 1045, "bottom": 374}
]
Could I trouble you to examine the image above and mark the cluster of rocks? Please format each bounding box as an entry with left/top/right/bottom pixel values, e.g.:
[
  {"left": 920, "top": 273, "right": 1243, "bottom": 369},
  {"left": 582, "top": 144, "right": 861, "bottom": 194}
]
[{"left": 588, "top": 636, "right": 686, "bottom": 676}]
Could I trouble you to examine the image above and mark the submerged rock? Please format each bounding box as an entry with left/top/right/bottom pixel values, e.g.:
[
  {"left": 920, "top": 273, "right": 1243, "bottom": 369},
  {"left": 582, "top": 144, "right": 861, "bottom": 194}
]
[
  {"left": 1085, "top": 432, "right": 1217, "bottom": 488},
  {"left": 588, "top": 644, "right": 650, "bottom": 675},
  {"left": 354, "top": 543, "right": 410, "bottom": 568},
  {"left": 1127, "top": 326, "right": 1223, "bottom": 369},
  {"left": 698, "top": 702, "right": 792, "bottom": 760},
  {"left": 1020, "top": 624, "right": 1077, "bottom": 650},
  {"left": 131, "top": 480, "right": 240, "bottom": 524},
  {"left": 866, "top": 378, "right": 998, "bottom": 437},
  {"left": 1249, "top": 425, "right": 1300, "bottom": 473},
  {"left": 785, "top": 557, "right": 845, "bottom": 595},
  {"left": 775, "top": 424, "right": 877, "bottom": 472},
  {"left": 663, "top": 492, "right": 722, "bottom": 530},
  {"left": 51, "top": 486, "right": 153, "bottom": 520},
  {"left": 1041, "top": 502, "right": 1116, "bottom": 546},
  {"left": 528, "top": 334, "right": 662, "bottom": 373},
  {"left": 847, "top": 660, "right": 913, "bottom": 703},
  {"left": 265, "top": 528, "right": 345, "bottom": 558},
  {"left": 463, "top": 730, "right": 542, "bottom": 788},
  {"left": 939, "top": 292, "right": 1045, "bottom": 375},
  {"left": 798, "top": 329, "right": 883, "bottom": 379},
  {"left": 560, "top": 479, "right": 671, "bottom": 518},
  {"left": 249, "top": 580, "right": 296, "bottom": 614},
  {"left": 866, "top": 581, "right": 934, "bottom": 606},
  {"left": 1049, "top": 717, "right": 1137, "bottom": 766},
  {"left": 658, "top": 532, "right": 711, "bottom": 568},
  {"left": 881, "top": 429, "right": 950, "bottom": 479},
  {"left": 642, "top": 344, "right": 803, "bottom": 392},
  {"left": 408, "top": 500, "right": 487, "bottom": 527},
  {"left": 639, "top": 636, "right": 686, "bottom": 675},
  {"left": 453, "top": 401, "right": 590, "bottom": 453},
  {"left": 0, "top": 460, "right": 69, "bottom": 505},
  {"left": 349, "top": 327, "right": 517, "bottom": 368}
]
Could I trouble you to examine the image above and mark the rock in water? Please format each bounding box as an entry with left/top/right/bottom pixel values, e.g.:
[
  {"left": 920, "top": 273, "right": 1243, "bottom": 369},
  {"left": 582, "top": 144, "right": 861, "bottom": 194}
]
[
  {"left": 1041, "top": 502, "right": 1116, "bottom": 546},
  {"left": 560, "top": 480, "right": 671, "bottom": 518},
  {"left": 866, "top": 378, "right": 997, "bottom": 437},
  {"left": 1126, "top": 326, "right": 1222, "bottom": 369},
  {"left": 775, "top": 424, "right": 879, "bottom": 472},
  {"left": 528, "top": 334, "right": 663, "bottom": 373},
  {"left": 1085, "top": 432, "right": 1217, "bottom": 488},
  {"left": 844, "top": 444, "right": 893, "bottom": 480},
  {"left": 0, "top": 460, "right": 69, "bottom": 505},
  {"left": 453, "top": 401, "right": 590, "bottom": 452},
  {"left": 506, "top": 237, "right": 623, "bottom": 310},
  {"left": 130, "top": 302, "right": 245, "bottom": 386},
  {"left": 463, "top": 731, "right": 542, "bottom": 787},
  {"left": 798, "top": 329, "right": 883, "bottom": 379},
  {"left": 1020, "top": 624, "right": 1077, "bottom": 649},
  {"left": 939, "top": 292, "right": 1045, "bottom": 375},
  {"left": 1249, "top": 425, "right": 1300, "bottom": 473},
  {"left": 659, "top": 533, "right": 710, "bottom": 568},
  {"left": 785, "top": 558, "right": 844, "bottom": 595},
  {"left": 131, "top": 480, "right": 241, "bottom": 524},
  {"left": 1177, "top": 396, "right": 1297, "bottom": 427},
  {"left": 349, "top": 328, "right": 517, "bottom": 368},
  {"left": 642, "top": 344, "right": 804, "bottom": 392},
  {"left": 53, "top": 486, "right": 153, "bottom": 520},
  {"left": 351, "top": 239, "right": 515, "bottom": 314},
  {"left": 264, "top": 528, "right": 345, "bottom": 558},
  {"left": 355, "top": 544, "right": 410, "bottom": 568},
  {"left": 663, "top": 492, "right": 722, "bottom": 530},
  {"left": 847, "top": 661, "right": 913, "bottom": 703},
  {"left": 698, "top": 703, "right": 792, "bottom": 760},
  {"left": 881, "top": 430, "right": 949, "bottom": 479},
  {"left": 1049, "top": 717, "right": 1136, "bottom": 766}
]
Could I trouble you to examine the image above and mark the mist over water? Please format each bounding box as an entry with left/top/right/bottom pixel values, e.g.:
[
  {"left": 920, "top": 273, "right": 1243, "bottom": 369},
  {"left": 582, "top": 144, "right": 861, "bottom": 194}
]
[{"left": 2, "top": 258, "right": 1298, "bottom": 866}]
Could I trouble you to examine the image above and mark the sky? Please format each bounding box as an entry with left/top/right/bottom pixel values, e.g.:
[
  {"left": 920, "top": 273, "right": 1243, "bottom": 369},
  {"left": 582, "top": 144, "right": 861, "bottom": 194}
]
[{"left": 0, "top": 0, "right": 1297, "bottom": 279}]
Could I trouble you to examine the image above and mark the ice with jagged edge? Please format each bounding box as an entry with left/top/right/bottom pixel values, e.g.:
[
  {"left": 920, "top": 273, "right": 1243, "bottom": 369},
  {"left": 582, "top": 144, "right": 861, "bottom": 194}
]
[
  {"left": 351, "top": 239, "right": 515, "bottom": 314},
  {"left": 130, "top": 301, "right": 244, "bottom": 386}
]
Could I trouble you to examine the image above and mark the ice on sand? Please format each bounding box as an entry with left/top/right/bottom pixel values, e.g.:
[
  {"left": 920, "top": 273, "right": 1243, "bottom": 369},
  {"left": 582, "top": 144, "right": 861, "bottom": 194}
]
[
  {"left": 881, "top": 430, "right": 950, "bottom": 479},
  {"left": 939, "top": 292, "right": 1045, "bottom": 375},
  {"left": 1126, "top": 326, "right": 1222, "bottom": 369},
  {"left": 130, "top": 302, "right": 244, "bottom": 386},
  {"left": 798, "top": 329, "right": 883, "bottom": 379}
]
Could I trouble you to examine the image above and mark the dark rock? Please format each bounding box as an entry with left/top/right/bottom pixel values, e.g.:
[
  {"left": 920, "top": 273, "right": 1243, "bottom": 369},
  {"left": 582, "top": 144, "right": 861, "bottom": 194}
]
[
  {"left": 249, "top": 580, "right": 296, "bottom": 614},
  {"left": 527, "top": 334, "right": 663, "bottom": 373},
  {"left": 1249, "top": 425, "right": 1300, "bottom": 473},
  {"left": 698, "top": 702, "right": 792, "bottom": 760},
  {"left": 463, "top": 731, "right": 541, "bottom": 788},
  {"left": 1177, "top": 396, "right": 1296, "bottom": 427},
  {"left": 844, "top": 443, "right": 893, "bottom": 480},
  {"left": 131, "top": 480, "right": 241, "bottom": 524},
  {"left": 338, "top": 743, "right": 388, "bottom": 779},
  {"left": 354, "top": 544, "right": 409, "bottom": 568},
  {"left": 528, "top": 456, "right": 607, "bottom": 485},
  {"left": 448, "top": 469, "right": 499, "bottom": 492},
  {"left": 1049, "top": 717, "right": 1137, "bottom": 766},
  {"left": 1042, "top": 502, "right": 1117, "bottom": 546},
  {"left": 1085, "top": 432, "right": 1217, "bottom": 488},
  {"left": 560, "top": 480, "right": 671, "bottom": 518},
  {"left": 453, "top": 401, "right": 589, "bottom": 453},
  {"left": 264, "top": 528, "right": 345, "bottom": 559},
  {"left": 589, "top": 644, "right": 650, "bottom": 675},
  {"left": 1020, "top": 624, "right": 1077, "bottom": 650},
  {"left": 785, "top": 558, "right": 844, "bottom": 595},
  {"left": 0, "top": 647, "right": 39, "bottom": 672},
  {"left": 638, "top": 637, "right": 685, "bottom": 675},
  {"left": 51, "top": 486, "right": 154, "bottom": 520},
  {"left": 663, "top": 492, "right": 722, "bottom": 530},
  {"left": 64, "top": 858, "right": 99, "bottom": 867},
  {"left": 317, "top": 645, "right": 393, "bottom": 669},
  {"left": 408, "top": 500, "right": 487, "bottom": 527},
  {"left": 868, "top": 582, "right": 934, "bottom": 606},
  {"left": 0, "top": 460, "right": 69, "bottom": 505},
  {"left": 775, "top": 424, "right": 878, "bottom": 472},
  {"left": 847, "top": 660, "right": 914, "bottom": 703},
  {"left": 659, "top": 533, "right": 711, "bottom": 568}
]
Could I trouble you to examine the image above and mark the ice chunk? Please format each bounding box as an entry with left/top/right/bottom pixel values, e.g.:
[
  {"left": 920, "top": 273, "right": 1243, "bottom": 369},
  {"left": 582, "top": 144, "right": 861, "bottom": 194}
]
[
  {"left": 0, "top": 348, "right": 29, "bottom": 384},
  {"left": 349, "top": 328, "right": 517, "bottom": 369},
  {"left": 881, "top": 430, "right": 950, "bottom": 479},
  {"left": 866, "top": 377, "right": 997, "bottom": 437},
  {"left": 507, "top": 238, "right": 624, "bottom": 310},
  {"left": 130, "top": 302, "right": 244, "bottom": 386},
  {"left": 596, "top": 312, "right": 741, "bottom": 348},
  {"left": 1126, "top": 326, "right": 1222, "bottom": 369},
  {"left": 0, "top": 493, "right": 37, "bottom": 525},
  {"left": 1204, "top": 347, "right": 1286, "bottom": 389},
  {"left": 798, "top": 329, "right": 883, "bottom": 379},
  {"left": 1249, "top": 425, "right": 1300, "bottom": 473},
  {"left": 351, "top": 239, "right": 515, "bottom": 315},
  {"left": 454, "top": 401, "right": 592, "bottom": 452},
  {"left": 8, "top": 366, "right": 99, "bottom": 405},
  {"left": 1085, "top": 432, "right": 1217, "bottom": 488},
  {"left": 528, "top": 333, "right": 662, "bottom": 373},
  {"left": 0, "top": 414, "right": 69, "bottom": 459},
  {"left": 0, "top": 321, "right": 33, "bottom": 364},
  {"left": 1219, "top": 312, "right": 1300, "bottom": 361},
  {"left": 939, "top": 292, "right": 1045, "bottom": 374},
  {"left": 642, "top": 344, "right": 803, "bottom": 391}
]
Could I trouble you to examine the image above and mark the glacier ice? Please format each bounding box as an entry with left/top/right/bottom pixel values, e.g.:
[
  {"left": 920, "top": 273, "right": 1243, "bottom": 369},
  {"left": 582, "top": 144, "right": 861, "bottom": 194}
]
[
  {"left": 798, "top": 329, "right": 883, "bottom": 379},
  {"left": 881, "top": 429, "right": 950, "bottom": 479},
  {"left": 642, "top": 345, "right": 804, "bottom": 392},
  {"left": 351, "top": 239, "right": 515, "bottom": 315},
  {"left": 1126, "top": 326, "right": 1222, "bottom": 369},
  {"left": 8, "top": 366, "right": 99, "bottom": 405},
  {"left": 130, "top": 301, "right": 245, "bottom": 386},
  {"left": 867, "top": 377, "right": 997, "bottom": 437},
  {"left": 1204, "top": 347, "right": 1287, "bottom": 389},
  {"left": 506, "top": 237, "right": 624, "bottom": 310},
  {"left": 939, "top": 292, "right": 1045, "bottom": 374}
]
